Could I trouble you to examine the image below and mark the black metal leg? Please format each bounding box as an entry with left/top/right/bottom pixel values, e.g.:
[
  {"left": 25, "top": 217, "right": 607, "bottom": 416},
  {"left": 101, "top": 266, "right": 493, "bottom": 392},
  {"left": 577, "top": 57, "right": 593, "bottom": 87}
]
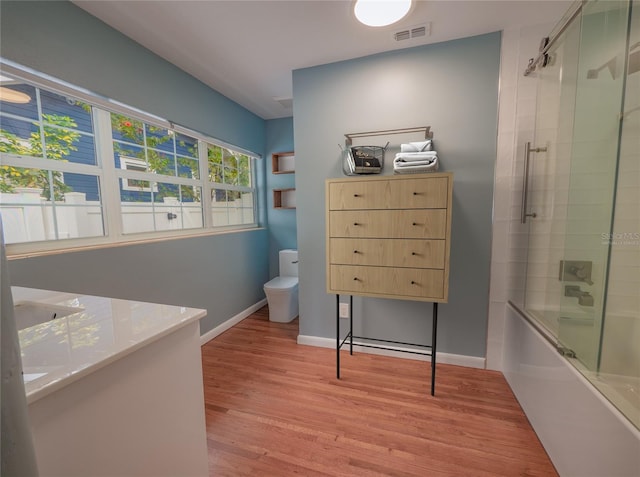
[
  {"left": 431, "top": 302, "right": 438, "bottom": 396},
  {"left": 349, "top": 295, "right": 353, "bottom": 355},
  {"left": 336, "top": 294, "right": 340, "bottom": 379}
]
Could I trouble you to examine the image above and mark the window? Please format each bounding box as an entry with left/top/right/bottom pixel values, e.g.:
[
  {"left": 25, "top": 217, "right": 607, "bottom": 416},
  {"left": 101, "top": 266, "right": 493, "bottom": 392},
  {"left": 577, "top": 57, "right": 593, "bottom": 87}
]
[
  {"left": 208, "top": 145, "right": 255, "bottom": 227},
  {"left": 0, "top": 77, "right": 104, "bottom": 244},
  {"left": 0, "top": 67, "right": 258, "bottom": 253}
]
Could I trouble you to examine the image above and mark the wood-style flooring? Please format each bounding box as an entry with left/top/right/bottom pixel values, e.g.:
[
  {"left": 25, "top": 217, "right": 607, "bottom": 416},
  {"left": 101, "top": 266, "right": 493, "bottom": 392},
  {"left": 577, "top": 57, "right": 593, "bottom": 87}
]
[{"left": 201, "top": 307, "right": 558, "bottom": 476}]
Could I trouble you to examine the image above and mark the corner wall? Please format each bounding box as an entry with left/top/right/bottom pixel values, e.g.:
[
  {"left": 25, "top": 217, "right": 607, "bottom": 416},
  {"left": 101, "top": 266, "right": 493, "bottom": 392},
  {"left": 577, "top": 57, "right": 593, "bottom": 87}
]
[
  {"left": 293, "top": 32, "right": 501, "bottom": 358},
  {"left": 265, "top": 117, "right": 297, "bottom": 278}
]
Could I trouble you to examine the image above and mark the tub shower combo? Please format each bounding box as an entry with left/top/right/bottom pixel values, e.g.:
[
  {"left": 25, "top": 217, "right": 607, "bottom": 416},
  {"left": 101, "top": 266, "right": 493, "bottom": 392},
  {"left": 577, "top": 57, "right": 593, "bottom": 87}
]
[{"left": 506, "top": 0, "right": 639, "bottom": 473}]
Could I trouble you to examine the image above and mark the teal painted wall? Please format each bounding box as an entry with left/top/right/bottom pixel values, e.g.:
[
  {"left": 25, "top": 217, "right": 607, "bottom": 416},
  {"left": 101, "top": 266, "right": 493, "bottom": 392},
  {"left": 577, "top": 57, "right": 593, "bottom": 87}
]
[
  {"left": 293, "top": 32, "right": 501, "bottom": 358},
  {"left": 1, "top": 0, "right": 269, "bottom": 334},
  {"left": 0, "top": 0, "right": 264, "bottom": 154},
  {"left": 265, "top": 117, "right": 297, "bottom": 278}
]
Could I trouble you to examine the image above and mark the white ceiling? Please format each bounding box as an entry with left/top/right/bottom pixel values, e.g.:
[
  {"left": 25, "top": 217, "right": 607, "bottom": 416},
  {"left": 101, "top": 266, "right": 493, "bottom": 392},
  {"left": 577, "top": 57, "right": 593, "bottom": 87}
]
[{"left": 73, "top": 0, "right": 571, "bottom": 120}]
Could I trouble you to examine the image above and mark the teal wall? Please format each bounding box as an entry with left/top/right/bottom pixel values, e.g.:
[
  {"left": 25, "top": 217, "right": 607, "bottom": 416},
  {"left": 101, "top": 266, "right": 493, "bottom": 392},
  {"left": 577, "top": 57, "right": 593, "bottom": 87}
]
[
  {"left": 265, "top": 117, "right": 297, "bottom": 278},
  {"left": 0, "top": 0, "right": 264, "bottom": 154},
  {"left": 293, "top": 32, "right": 501, "bottom": 358},
  {"left": 1, "top": 0, "right": 269, "bottom": 335}
]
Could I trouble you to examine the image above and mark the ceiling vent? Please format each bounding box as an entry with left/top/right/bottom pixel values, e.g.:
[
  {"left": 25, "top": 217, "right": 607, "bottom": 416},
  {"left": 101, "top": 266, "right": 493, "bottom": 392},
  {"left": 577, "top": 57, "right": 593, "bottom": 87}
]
[
  {"left": 394, "top": 23, "right": 430, "bottom": 42},
  {"left": 273, "top": 96, "right": 293, "bottom": 109}
]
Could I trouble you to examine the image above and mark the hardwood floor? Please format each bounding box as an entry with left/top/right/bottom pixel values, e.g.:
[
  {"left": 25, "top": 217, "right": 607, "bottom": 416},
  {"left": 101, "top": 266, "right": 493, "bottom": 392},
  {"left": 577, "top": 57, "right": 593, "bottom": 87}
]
[{"left": 201, "top": 307, "right": 558, "bottom": 476}]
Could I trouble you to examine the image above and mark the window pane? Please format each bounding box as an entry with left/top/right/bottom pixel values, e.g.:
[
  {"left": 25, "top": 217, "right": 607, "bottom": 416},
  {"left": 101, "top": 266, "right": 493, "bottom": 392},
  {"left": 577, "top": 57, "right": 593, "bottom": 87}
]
[
  {"left": 0, "top": 116, "right": 40, "bottom": 156},
  {"left": 1, "top": 165, "right": 55, "bottom": 199},
  {"left": 175, "top": 133, "right": 197, "bottom": 159},
  {"left": 114, "top": 144, "right": 145, "bottom": 169},
  {"left": 177, "top": 156, "right": 199, "bottom": 180},
  {"left": 111, "top": 114, "right": 144, "bottom": 146},
  {"left": 52, "top": 173, "right": 104, "bottom": 240},
  {"left": 227, "top": 191, "right": 254, "bottom": 225},
  {"left": 120, "top": 181, "right": 154, "bottom": 234},
  {"left": 0, "top": 78, "right": 38, "bottom": 120},
  {"left": 0, "top": 169, "right": 104, "bottom": 244},
  {"left": 1, "top": 90, "right": 96, "bottom": 166},
  {"left": 120, "top": 177, "right": 153, "bottom": 203},
  {"left": 43, "top": 125, "right": 96, "bottom": 166},
  {"left": 180, "top": 185, "right": 203, "bottom": 229},
  {"left": 237, "top": 155, "right": 251, "bottom": 187},
  {"left": 209, "top": 189, "right": 254, "bottom": 227},
  {"left": 145, "top": 124, "right": 174, "bottom": 153},
  {"left": 120, "top": 181, "right": 203, "bottom": 234},
  {"left": 207, "top": 145, "right": 222, "bottom": 183},
  {"left": 210, "top": 188, "right": 229, "bottom": 226},
  {"left": 222, "top": 148, "right": 237, "bottom": 170},
  {"left": 148, "top": 150, "right": 175, "bottom": 177},
  {"left": 40, "top": 90, "right": 94, "bottom": 134}
]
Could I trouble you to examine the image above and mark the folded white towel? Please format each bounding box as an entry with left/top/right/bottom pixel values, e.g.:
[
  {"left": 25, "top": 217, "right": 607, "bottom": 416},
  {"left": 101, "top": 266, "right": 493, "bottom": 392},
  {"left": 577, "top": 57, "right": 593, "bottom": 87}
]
[
  {"left": 400, "top": 140, "right": 433, "bottom": 153},
  {"left": 394, "top": 159, "right": 435, "bottom": 167},
  {"left": 394, "top": 150, "right": 439, "bottom": 174},
  {"left": 394, "top": 163, "right": 439, "bottom": 173},
  {"left": 394, "top": 151, "right": 438, "bottom": 162}
]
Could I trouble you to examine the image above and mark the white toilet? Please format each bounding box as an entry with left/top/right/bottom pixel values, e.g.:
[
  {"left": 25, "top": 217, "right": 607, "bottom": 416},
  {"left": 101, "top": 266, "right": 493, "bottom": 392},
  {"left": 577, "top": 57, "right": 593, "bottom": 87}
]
[{"left": 264, "top": 249, "right": 299, "bottom": 323}]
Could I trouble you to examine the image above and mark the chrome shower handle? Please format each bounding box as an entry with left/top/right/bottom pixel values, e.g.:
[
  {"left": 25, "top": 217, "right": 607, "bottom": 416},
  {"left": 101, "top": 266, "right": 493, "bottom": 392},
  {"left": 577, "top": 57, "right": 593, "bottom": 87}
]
[{"left": 521, "top": 142, "right": 547, "bottom": 223}]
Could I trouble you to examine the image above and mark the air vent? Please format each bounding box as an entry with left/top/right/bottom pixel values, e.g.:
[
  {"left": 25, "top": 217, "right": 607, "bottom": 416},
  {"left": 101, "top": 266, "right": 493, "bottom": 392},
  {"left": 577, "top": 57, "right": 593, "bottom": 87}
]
[
  {"left": 411, "top": 26, "right": 426, "bottom": 38},
  {"left": 394, "top": 23, "right": 431, "bottom": 42},
  {"left": 273, "top": 96, "right": 293, "bottom": 109},
  {"left": 394, "top": 30, "right": 411, "bottom": 41}
]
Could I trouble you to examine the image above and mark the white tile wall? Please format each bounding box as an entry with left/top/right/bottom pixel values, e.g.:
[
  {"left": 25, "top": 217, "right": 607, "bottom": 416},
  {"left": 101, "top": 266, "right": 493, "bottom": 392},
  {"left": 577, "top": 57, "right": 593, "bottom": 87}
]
[{"left": 486, "top": 23, "right": 556, "bottom": 370}]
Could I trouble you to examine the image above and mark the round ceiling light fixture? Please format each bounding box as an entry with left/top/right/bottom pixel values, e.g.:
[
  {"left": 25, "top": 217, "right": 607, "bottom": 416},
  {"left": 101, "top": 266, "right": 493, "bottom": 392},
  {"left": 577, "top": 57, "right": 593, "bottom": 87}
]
[{"left": 354, "top": 0, "right": 412, "bottom": 27}]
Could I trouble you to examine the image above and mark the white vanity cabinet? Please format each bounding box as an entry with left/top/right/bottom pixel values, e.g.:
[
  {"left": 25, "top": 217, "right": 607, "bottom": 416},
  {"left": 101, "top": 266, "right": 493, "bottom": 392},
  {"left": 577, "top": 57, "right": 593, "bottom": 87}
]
[{"left": 14, "top": 288, "right": 209, "bottom": 477}]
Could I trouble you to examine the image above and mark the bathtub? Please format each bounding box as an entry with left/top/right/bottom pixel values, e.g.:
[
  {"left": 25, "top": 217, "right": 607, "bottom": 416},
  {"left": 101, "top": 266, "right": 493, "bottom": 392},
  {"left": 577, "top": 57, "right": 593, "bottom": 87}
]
[{"left": 503, "top": 303, "right": 640, "bottom": 477}]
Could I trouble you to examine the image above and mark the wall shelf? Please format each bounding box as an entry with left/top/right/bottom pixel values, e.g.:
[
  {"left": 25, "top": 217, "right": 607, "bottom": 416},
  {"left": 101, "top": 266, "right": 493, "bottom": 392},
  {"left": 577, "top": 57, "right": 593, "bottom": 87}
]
[
  {"left": 273, "top": 188, "right": 296, "bottom": 209},
  {"left": 272, "top": 151, "right": 295, "bottom": 174}
]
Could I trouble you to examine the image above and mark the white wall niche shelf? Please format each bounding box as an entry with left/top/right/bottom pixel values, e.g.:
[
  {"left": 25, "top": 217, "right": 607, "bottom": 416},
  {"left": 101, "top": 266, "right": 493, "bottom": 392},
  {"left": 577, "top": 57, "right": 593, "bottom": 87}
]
[
  {"left": 272, "top": 151, "right": 295, "bottom": 174},
  {"left": 273, "top": 188, "right": 296, "bottom": 209}
]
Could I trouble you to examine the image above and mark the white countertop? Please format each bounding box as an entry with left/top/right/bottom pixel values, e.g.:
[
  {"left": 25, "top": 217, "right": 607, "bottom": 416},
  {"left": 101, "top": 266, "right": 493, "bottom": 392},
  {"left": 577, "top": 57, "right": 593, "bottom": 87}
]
[{"left": 12, "top": 287, "right": 206, "bottom": 404}]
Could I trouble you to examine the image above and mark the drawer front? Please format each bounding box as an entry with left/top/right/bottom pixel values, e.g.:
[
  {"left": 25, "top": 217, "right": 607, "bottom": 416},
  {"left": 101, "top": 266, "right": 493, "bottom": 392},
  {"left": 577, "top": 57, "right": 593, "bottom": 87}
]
[
  {"left": 330, "top": 265, "right": 445, "bottom": 300},
  {"left": 329, "top": 238, "right": 445, "bottom": 269},
  {"left": 329, "top": 177, "right": 448, "bottom": 210},
  {"left": 329, "top": 209, "right": 447, "bottom": 239},
  {"left": 329, "top": 181, "right": 390, "bottom": 210}
]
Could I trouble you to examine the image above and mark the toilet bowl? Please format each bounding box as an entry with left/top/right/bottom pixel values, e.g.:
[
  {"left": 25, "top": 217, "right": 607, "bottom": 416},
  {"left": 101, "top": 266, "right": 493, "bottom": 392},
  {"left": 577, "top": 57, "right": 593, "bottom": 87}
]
[{"left": 264, "top": 250, "right": 299, "bottom": 323}]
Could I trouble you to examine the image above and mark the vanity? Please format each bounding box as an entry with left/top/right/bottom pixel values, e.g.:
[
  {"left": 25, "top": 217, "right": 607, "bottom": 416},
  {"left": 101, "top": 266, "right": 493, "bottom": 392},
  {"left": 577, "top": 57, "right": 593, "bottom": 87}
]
[{"left": 13, "top": 287, "right": 209, "bottom": 477}]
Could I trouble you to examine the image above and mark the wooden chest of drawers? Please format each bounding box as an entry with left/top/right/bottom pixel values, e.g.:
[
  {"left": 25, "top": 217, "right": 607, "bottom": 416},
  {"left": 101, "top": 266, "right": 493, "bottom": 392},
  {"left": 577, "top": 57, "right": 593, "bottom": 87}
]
[{"left": 326, "top": 173, "right": 453, "bottom": 302}]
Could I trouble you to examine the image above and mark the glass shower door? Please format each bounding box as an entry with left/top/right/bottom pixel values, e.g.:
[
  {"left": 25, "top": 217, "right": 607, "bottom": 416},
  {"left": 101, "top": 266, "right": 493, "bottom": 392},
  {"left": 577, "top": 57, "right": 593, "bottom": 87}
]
[
  {"left": 556, "top": 0, "right": 630, "bottom": 371},
  {"left": 519, "top": 0, "right": 639, "bottom": 430},
  {"left": 523, "top": 0, "right": 630, "bottom": 371},
  {"left": 522, "top": 11, "right": 582, "bottom": 337}
]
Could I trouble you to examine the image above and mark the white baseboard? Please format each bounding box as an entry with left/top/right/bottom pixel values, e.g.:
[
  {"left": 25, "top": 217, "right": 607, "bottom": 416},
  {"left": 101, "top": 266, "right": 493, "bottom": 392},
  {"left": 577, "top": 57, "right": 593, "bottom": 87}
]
[
  {"left": 200, "top": 299, "right": 267, "bottom": 346},
  {"left": 297, "top": 334, "right": 486, "bottom": 369}
]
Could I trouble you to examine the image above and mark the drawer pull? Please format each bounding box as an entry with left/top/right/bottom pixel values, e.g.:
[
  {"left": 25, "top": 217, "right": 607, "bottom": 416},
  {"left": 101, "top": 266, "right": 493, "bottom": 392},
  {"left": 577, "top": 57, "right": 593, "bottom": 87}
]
[
  {"left": 412, "top": 222, "right": 418, "bottom": 226},
  {"left": 411, "top": 280, "right": 416, "bottom": 285},
  {"left": 353, "top": 250, "right": 360, "bottom": 254},
  {"left": 353, "top": 277, "right": 360, "bottom": 281},
  {"left": 353, "top": 222, "right": 360, "bottom": 226},
  {"left": 413, "top": 192, "right": 422, "bottom": 196},
  {"left": 411, "top": 252, "right": 417, "bottom": 255},
  {"left": 353, "top": 193, "right": 360, "bottom": 197}
]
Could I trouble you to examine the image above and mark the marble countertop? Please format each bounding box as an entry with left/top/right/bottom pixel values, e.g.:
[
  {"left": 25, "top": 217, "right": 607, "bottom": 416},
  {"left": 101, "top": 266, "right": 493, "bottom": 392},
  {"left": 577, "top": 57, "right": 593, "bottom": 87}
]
[{"left": 12, "top": 287, "right": 206, "bottom": 404}]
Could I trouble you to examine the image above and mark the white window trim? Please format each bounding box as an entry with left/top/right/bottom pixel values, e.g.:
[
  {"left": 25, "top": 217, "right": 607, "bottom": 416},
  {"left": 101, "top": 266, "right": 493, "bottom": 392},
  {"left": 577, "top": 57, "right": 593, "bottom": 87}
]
[{"left": 1, "top": 61, "right": 261, "bottom": 257}]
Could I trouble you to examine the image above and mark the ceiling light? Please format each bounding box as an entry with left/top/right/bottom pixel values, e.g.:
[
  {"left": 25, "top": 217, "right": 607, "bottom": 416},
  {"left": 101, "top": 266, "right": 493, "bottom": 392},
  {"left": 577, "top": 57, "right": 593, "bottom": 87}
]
[
  {"left": 0, "top": 86, "right": 31, "bottom": 104},
  {"left": 354, "top": 0, "right": 412, "bottom": 27}
]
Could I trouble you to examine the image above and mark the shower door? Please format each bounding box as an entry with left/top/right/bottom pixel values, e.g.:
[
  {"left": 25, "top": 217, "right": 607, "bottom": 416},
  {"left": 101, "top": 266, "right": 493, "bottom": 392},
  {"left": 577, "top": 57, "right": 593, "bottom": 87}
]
[{"left": 522, "top": 0, "right": 630, "bottom": 372}]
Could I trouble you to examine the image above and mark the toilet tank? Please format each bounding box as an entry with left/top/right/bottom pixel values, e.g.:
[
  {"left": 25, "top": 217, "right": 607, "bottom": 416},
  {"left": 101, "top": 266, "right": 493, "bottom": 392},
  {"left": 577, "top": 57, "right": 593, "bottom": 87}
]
[{"left": 279, "top": 250, "right": 298, "bottom": 277}]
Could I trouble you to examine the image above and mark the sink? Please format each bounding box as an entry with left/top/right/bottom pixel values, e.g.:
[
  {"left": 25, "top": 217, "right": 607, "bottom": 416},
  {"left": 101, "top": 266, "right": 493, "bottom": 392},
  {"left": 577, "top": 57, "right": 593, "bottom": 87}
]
[{"left": 13, "top": 301, "right": 83, "bottom": 330}]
